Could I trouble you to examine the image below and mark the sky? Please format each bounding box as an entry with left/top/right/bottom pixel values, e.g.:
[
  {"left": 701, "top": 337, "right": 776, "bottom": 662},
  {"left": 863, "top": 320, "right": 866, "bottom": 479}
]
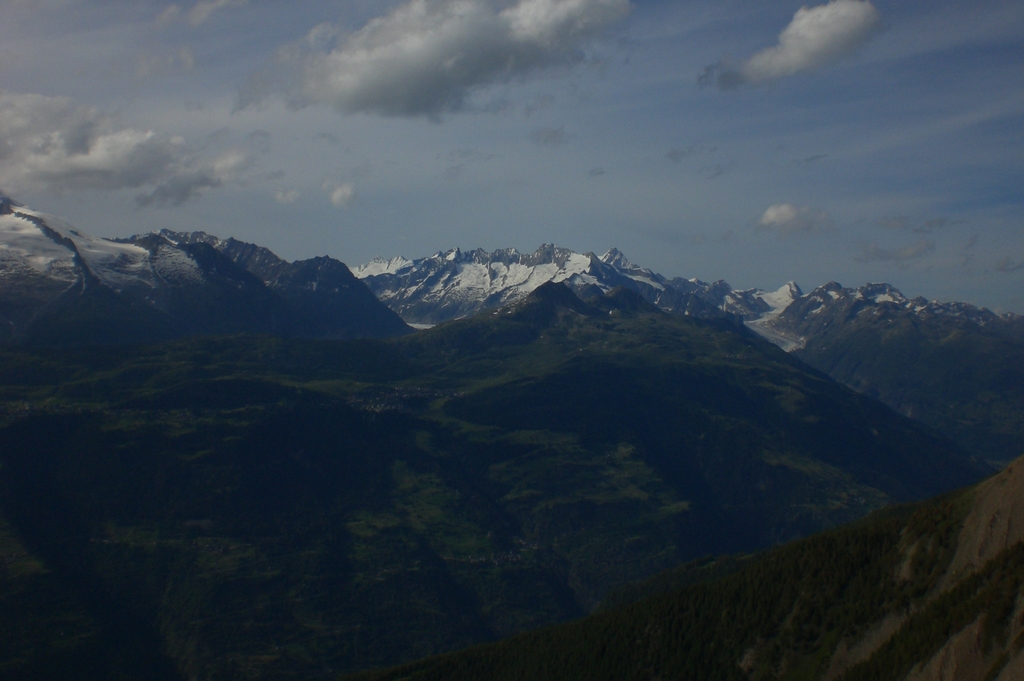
[{"left": 1, "top": 0, "right": 1022, "bottom": 312}]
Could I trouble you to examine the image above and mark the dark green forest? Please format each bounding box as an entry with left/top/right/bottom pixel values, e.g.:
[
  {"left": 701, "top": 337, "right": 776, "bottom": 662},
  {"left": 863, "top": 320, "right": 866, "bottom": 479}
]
[
  {"left": 347, "top": 478, "right": 1024, "bottom": 681},
  {"left": 0, "top": 285, "right": 992, "bottom": 679}
]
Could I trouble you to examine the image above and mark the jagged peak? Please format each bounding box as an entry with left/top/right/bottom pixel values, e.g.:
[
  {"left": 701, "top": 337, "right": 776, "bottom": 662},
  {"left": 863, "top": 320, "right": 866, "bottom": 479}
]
[
  {"left": 600, "top": 247, "right": 632, "bottom": 269},
  {"left": 777, "top": 281, "right": 803, "bottom": 297},
  {"left": 856, "top": 281, "right": 907, "bottom": 299}
]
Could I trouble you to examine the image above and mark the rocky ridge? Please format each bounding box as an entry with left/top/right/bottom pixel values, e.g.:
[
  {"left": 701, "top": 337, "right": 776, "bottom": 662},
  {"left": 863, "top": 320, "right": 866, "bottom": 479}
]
[
  {"left": 353, "top": 244, "right": 801, "bottom": 325},
  {"left": 0, "top": 196, "right": 409, "bottom": 344}
]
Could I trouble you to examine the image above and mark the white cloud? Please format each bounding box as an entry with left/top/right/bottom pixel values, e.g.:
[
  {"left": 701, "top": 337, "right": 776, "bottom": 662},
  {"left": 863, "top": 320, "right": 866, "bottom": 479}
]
[
  {"left": 758, "top": 203, "right": 830, "bottom": 237},
  {"left": 239, "top": 0, "right": 631, "bottom": 117},
  {"left": 0, "top": 90, "right": 242, "bottom": 207},
  {"left": 327, "top": 183, "right": 356, "bottom": 207},
  {"left": 188, "top": 0, "right": 248, "bottom": 26},
  {"left": 156, "top": 5, "right": 183, "bottom": 25},
  {"left": 702, "top": 0, "right": 879, "bottom": 89}
]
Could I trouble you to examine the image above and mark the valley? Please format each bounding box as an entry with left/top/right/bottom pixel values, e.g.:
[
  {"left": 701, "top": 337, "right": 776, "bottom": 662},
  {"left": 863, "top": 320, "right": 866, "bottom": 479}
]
[
  {"left": 348, "top": 455, "right": 1024, "bottom": 681},
  {"left": 0, "top": 282, "right": 993, "bottom": 679},
  {"left": 1, "top": 197, "right": 1022, "bottom": 680}
]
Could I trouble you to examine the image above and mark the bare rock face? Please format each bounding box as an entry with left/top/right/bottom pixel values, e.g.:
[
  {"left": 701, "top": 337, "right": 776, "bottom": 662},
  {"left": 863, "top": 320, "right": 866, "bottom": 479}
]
[
  {"left": 994, "top": 649, "right": 1024, "bottom": 681},
  {"left": 816, "top": 456, "right": 1024, "bottom": 681},
  {"left": 903, "top": 617, "right": 994, "bottom": 681},
  {"left": 946, "top": 459, "right": 1024, "bottom": 584},
  {"left": 903, "top": 587, "right": 1024, "bottom": 681},
  {"left": 823, "top": 612, "right": 907, "bottom": 681}
]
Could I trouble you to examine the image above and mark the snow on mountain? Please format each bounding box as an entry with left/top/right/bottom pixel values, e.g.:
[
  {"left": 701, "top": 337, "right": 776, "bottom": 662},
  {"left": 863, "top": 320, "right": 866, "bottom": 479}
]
[
  {"left": 352, "top": 245, "right": 614, "bottom": 323},
  {"left": 0, "top": 196, "right": 212, "bottom": 296},
  {"left": 6, "top": 192, "right": 1013, "bottom": 349},
  {"left": 758, "top": 280, "right": 1022, "bottom": 353},
  {"left": 758, "top": 282, "right": 803, "bottom": 317},
  {"left": 354, "top": 244, "right": 794, "bottom": 327},
  {"left": 355, "top": 244, "right": 1020, "bottom": 351},
  {"left": 352, "top": 256, "right": 415, "bottom": 278},
  {"left": 0, "top": 206, "right": 77, "bottom": 280},
  {"left": 0, "top": 195, "right": 410, "bottom": 343},
  {"left": 742, "top": 282, "right": 807, "bottom": 351}
]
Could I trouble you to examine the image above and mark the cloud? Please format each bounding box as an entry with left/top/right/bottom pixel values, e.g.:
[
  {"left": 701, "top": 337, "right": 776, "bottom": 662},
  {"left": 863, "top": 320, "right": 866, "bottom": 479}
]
[
  {"left": 0, "top": 90, "right": 242, "bottom": 206},
  {"left": 327, "top": 183, "right": 356, "bottom": 207},
  {"left": 134, "top": 47, "right": 196, "bottom": 78},
  {"left": 877, "top": 215, "right": 956, "bottom": 233},
  {"left": 156, "top": 5, "right": 183, "bottom": 25},
  {"left": 758, "top": 203, "right": 830, "bottom": 237},
  {"left": 701, "top": 0, "right": 879, "bottom": 90},
  {"left": 238, "top": 0, "right": 631, "bottom": 117},
  {"left": 700, "top": 163, "right": 728, "bottom": 179},
  {"left": 995, "top": 257, "right": 1024, "bottom": 273},
  {"left": 273, "top": 189, "right": 300, "bottom": 204},
  {"left": 188, "top": 0, "right": 248, "bottom": 26},
  {"left": 523, "top": 93, "right": 556, "bottom": 116},
  {"left": 530, "top": 125, "right": 570, "bottom": 147},
  {"left": 135, "top": 168, "right": 221, "bottom": 207},
  {"left": 856, "top": 240, "right": 935, "bottom": 263},
  {"left": 136, "top": 149, "right": 251, "bottom": 207},
  {"left": 588, "top": 166, "right": 605, "bottom": 176},
  {"left": 246, "top": 129, "right": 272, "bottom": 154}
]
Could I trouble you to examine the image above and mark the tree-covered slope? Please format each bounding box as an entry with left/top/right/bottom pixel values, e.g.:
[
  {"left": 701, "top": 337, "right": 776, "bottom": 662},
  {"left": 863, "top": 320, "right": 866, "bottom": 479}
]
[
  {"left": 0, "top": 285, "right": 991, "bottom": 679},
  {"left": 347, "top": 456, "right": 1024, "bottom": 681}
]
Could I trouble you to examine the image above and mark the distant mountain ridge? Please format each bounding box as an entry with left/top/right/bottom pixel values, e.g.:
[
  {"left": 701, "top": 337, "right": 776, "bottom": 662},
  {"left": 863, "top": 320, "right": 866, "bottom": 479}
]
[
  {"left": 355, "top": 245, "right": 1024, "bottom": 466},
  {"left": 0, "top": 196, "right": 409, "bottom": 344},
  {"left": 3, "top": 198, "right": 1020, "bottom": 463},
  {"left": 354, "top": 244, "right": 1019, "bottom": 334},
  {"left": 773, "top": 280, "right": 1024, "bottom": 467},
  {"left": 760, "top": 280, "right": 1023, "bottom": 351},
  {"left": 353, "top": 244, "right": 801, "bottom": 325}
]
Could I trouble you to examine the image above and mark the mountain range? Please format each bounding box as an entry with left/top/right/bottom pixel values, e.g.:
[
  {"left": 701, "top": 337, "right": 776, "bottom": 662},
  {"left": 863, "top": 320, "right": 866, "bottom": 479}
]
[
  {"left": 2, "top": 197, "right": 1023, "bottom": 679},
  {"left": 352, "top": 243, "right": 1020, "bottom": 340},
  {"left": 353, "top": 244, "right": 1024, "bottom": 466},
  {"left": 0, "top": 196, "right": 409, "bottom": 345},
  {"left": 0, "top": 282, "right": 992, "bottom": 679},
  {"left": 2, "top": 192, "right": 1021, "bottom": 463},
  {"left": 352, "top": 244, "right": 802, "bottom": 326},
  {"left": 2, "top": 196, "right": 1021, "bottom": 466}
]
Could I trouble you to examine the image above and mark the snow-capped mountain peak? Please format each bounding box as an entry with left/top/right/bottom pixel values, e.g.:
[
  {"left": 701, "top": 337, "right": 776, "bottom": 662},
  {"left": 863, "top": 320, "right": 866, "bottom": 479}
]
[
  {"left": 0, "top": 197, "right": 409, "bottom": 344},
  {"left": 352, "top": 255, "right": 416, "bottom": 278},
  {"left": 759, "top": 282, "right": 803, "bottom": 317},
  {"left": 599, "top": 247, "right": 633, "bottom": 270},
  {"left": 0, "top": 200, "right": 166, "bottom": 293},
  {"left": 354, "top": 244, "right": 802, "bottom": 326}
]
